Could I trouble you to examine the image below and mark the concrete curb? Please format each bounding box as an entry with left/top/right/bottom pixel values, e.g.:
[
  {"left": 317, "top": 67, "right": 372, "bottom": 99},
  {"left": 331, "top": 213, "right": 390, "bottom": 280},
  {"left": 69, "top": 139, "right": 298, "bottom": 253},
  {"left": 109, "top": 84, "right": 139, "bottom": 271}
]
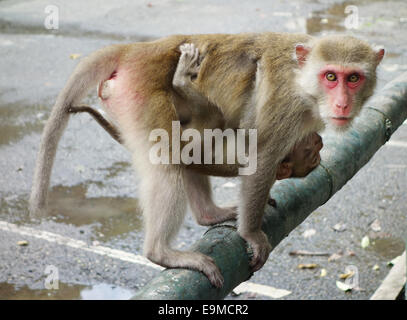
[{"left": 370, "top": 251, "right": 406, "bottom": 300}]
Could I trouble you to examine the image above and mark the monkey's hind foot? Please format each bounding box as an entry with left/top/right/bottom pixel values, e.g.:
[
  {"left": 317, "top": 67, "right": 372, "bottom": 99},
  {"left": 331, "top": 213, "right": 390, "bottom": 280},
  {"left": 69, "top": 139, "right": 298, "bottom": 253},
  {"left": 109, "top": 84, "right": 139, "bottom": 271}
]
[
  {"left": 196, "top": 206, "right": 237, "bottom": 226},
  {"left": 146, "top": 248, "right": 224, "bottom": 288}
]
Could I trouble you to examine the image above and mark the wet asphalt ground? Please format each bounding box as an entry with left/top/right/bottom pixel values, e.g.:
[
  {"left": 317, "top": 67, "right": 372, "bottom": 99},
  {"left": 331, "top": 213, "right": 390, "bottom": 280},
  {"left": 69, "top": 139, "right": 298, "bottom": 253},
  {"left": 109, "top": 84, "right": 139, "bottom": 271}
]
[{"left": 0, "top": 0, "right": 406, "bottom": 300}]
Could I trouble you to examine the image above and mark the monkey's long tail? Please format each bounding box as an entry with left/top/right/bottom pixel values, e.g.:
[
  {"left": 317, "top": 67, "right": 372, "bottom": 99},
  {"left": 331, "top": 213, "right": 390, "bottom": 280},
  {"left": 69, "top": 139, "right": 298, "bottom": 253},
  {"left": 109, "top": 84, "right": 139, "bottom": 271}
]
[{"left": 29, "top": 44, "right": 125, "bottom": 216}]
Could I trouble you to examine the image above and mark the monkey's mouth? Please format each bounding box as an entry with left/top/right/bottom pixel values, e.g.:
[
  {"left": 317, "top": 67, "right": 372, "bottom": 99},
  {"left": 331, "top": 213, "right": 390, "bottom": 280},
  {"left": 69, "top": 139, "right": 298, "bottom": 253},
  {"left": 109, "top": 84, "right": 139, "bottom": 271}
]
[{"left": 331, "top": 116, "right": 351, "bottom": 126}]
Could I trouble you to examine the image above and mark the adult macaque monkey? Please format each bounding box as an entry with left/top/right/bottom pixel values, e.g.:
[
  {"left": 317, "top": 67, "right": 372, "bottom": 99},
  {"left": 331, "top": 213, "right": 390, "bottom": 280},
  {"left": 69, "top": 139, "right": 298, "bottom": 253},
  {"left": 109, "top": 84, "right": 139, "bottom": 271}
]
[{"left": 30, "top": 32, "right": 384, "bottom": 287}]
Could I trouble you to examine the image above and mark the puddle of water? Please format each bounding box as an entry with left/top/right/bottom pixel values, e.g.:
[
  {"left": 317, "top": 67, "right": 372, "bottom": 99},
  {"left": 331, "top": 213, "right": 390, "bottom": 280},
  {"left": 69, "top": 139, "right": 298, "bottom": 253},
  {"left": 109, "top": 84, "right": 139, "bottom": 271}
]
[
  {"left": 370, "top": 237, "right": 405, "bottom": 260},
  {"left": 306, "top": 0, "right": 404, "bottom": 36},
  {"left": 48, "top": 184, "right": 139, "bottom": 223},
  {"left": 306, "top": 1, "right": 351, "bottom": 35},
  {"left": 1, "top": 181, "right": 142, "bottom": 241},
  {"left": 47, "top": 184, "right": 143, "bottom": 239},
  {"left": 0, "top": 101, "right": 48, "bottom": 145},
  {"left": 80, "top": 283, "right": 135, "bottom": 300},
  {"left": 0, "top": 282, "right": 134, "bottom": 300}
]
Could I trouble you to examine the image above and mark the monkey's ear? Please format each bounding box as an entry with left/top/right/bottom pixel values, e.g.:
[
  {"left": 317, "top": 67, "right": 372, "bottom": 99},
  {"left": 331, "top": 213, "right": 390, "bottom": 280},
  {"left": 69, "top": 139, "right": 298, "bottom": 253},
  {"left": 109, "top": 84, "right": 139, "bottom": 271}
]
[
  {"left": 375, "top": 47, "right": 385, "bottom": 66},
  {"left": 295, "top": 44, "right": 311, "bottom": 67},
  {"left": 276, "top": 162, "right": 293, "bottom": 180}
]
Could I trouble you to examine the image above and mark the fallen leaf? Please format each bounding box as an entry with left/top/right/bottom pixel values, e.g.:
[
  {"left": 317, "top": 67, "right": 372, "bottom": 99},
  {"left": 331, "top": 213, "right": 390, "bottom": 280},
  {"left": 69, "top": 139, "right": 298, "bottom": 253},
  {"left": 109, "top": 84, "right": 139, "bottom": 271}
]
[
  {"left": 361, "top": 236, "right": 370, "bottom": 248},
  {"left": 370, "top": 219, "right": 381, "bottom": 232},
  {"left": 332, "top": 223, "right": 347, "bottom": 232},
  {"left": 328, "top": 251, "right": 343, "bottom": 262},
  {"left": 372, "top": 264, "right": 380, "bottom": 271},
  {"left": 17, "top": 240, "right": 28, "bottom": 246},
  {"left": 289, "top": 250, "right": 330, "bottom": 257},
  {"left": 69, "top": 53, "right": 81, "bottom": 60},
  {"left": 234, "top": 282, "right": 291, "bottom": 299},
  {"left": 336, "top": 281, "right": 353, "bottom": 292},
  {"left": 320, "top": 269, "right": 327, "bottom": 277},
  {"left": 339, "top": 271, "right": 355, "bottom": 279},
  {"left": 230, "top": 290, "right": 241, "bottom": 297},
  {"left": 298, "top": 263, "right": 318, "bottom": 269},
  {"left": 303, "top": 229, "right": 316, "bottom": 238}
]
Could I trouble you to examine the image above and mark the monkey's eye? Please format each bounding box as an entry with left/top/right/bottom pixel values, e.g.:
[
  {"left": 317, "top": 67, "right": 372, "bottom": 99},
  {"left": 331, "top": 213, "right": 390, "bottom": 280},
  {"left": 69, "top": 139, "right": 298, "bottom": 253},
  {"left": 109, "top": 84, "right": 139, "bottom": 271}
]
[
  {"left": 348, "top": 73, "right": 360, "bottom": 83},
  {"left": 325, "top": 72, "right": 337, "bottom": 81}
]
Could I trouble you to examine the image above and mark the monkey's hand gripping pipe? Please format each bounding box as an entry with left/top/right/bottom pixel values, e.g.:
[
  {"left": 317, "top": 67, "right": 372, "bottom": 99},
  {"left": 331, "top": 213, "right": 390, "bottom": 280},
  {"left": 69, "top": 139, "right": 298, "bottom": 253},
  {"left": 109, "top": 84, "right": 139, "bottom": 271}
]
[{"left": 132, "top": 71, "right": 407, "bottom": 300}]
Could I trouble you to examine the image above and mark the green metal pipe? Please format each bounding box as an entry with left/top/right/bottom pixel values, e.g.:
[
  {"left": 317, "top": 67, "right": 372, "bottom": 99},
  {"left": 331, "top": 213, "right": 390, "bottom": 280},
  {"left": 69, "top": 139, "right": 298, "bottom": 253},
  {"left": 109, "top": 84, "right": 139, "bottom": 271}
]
[{"left": 132, "top": 72, "right": 407, "bottom": 300}]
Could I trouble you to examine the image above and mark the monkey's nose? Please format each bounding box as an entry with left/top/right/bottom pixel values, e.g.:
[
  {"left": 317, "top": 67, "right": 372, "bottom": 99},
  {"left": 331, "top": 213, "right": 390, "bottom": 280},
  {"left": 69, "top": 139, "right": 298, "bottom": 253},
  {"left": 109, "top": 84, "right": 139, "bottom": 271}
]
[{"left": 335, "top": 103, "right": 348, "bottom": 110}]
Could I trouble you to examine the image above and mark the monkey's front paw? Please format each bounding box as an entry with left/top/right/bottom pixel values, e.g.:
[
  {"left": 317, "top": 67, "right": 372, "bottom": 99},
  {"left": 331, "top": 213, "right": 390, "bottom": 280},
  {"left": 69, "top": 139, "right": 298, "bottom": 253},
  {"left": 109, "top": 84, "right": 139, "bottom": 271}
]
[
  {"left": 240, "top": 230, "right": 272, "bottom": 272},
  {"left": 198, "top": 254, "right": 224, "bottom": 288}
]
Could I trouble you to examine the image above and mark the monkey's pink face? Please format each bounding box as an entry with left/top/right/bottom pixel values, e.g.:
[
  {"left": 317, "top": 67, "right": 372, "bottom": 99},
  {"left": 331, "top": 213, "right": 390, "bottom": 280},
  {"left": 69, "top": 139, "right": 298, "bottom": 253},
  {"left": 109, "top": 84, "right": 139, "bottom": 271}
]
[{"left": 319, "top": 65, "right": 365, "bottom": 127}]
